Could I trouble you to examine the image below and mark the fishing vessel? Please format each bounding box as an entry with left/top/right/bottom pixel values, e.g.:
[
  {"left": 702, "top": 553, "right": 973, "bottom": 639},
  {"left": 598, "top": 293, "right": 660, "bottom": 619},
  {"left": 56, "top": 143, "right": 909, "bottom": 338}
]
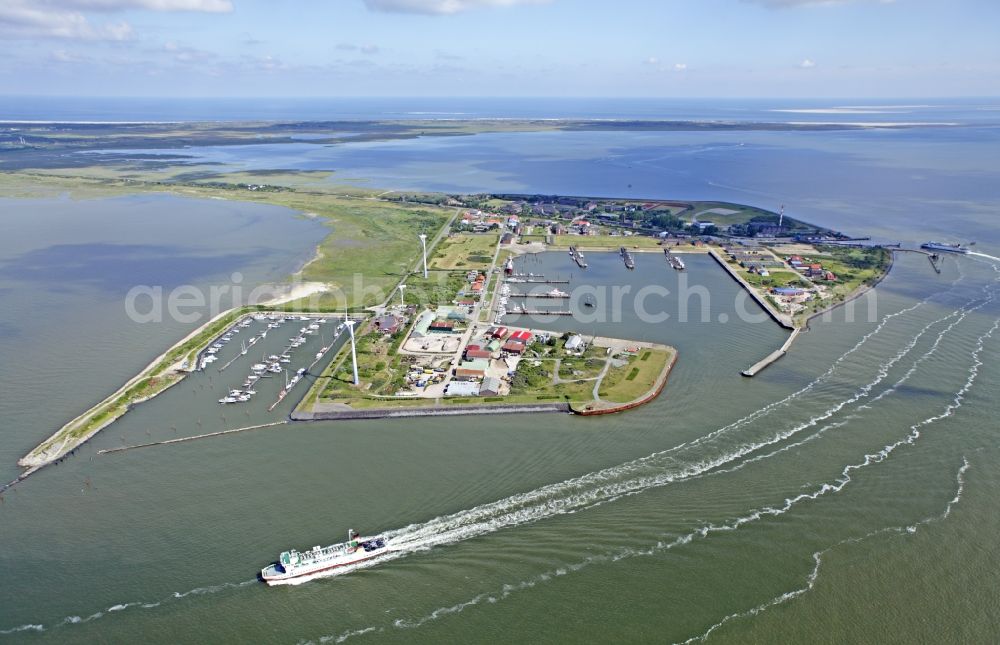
[
  {"left": 921, "top": 241, "right": 970, "bottom": 254},
  {"left": 260, "top": 530, "right": 390, "bottom": 585}
]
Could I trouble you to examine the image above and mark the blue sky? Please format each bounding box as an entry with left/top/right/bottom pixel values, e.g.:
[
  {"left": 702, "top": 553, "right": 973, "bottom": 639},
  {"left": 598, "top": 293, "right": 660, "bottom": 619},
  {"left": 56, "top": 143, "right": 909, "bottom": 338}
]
[{"left": 0, "top": 0, "right": 997, "bottom": 97}]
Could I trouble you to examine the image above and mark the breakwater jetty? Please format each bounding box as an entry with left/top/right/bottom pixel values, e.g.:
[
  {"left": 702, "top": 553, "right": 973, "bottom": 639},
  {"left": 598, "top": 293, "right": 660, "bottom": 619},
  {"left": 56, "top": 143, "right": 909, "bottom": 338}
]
[{"left": 741, "top": 328, "right": 801, "bottom": 377}]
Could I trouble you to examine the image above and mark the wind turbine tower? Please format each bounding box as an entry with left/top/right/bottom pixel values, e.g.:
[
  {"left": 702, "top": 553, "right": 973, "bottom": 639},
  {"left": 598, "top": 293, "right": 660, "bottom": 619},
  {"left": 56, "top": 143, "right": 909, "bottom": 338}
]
[
  {"left": 419, "top": 234, "right": 428, "bottom": 279},
  {"left": 344, "top": 319, "right": 359, "bottom": 385},
  {"left": 778, "top": 204, "right": 785, "bottom": 229}
]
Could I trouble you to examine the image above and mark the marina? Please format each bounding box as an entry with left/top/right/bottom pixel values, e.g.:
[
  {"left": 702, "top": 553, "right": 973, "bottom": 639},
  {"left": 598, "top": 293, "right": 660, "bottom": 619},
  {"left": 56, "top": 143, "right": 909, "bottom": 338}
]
[{"left": 568, "top": 245, "right": 588, "bottom": 268}]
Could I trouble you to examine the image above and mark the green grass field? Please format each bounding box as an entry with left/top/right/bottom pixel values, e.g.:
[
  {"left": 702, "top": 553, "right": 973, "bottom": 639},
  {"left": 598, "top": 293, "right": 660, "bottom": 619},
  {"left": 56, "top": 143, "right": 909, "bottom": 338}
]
[
  {"left": 598, "top": 348, "right": 672, "bottom": 404},
  {"left": 429, "top": 233, "right": 499, "bottom": 270}
]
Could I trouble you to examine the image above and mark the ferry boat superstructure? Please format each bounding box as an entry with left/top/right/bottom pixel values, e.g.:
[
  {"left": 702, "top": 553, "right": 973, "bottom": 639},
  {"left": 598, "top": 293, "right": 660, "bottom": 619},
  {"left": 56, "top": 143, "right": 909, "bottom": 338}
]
[{"left": 260, "top": 530, "right": 390, "bottom": 585}]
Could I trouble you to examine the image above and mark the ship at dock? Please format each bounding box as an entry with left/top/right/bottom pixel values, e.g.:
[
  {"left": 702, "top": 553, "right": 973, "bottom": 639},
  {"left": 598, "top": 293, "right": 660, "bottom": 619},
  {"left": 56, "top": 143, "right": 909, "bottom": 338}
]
[
  {"left": 260, "top": 530, "right": 390, "bottom": 585},
  {"left": 921, "top": 241, "right": 970, "bottom": 254},
  {"left": 620, "top": 247, "right": 636, "bottom": 270}
]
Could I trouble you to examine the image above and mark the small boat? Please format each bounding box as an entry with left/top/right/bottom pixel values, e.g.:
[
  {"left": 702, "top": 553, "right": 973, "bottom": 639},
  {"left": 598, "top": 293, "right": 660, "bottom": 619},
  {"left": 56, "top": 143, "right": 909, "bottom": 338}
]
[{"left": 219, "top": 396, "right": 238, "bottom": 404}]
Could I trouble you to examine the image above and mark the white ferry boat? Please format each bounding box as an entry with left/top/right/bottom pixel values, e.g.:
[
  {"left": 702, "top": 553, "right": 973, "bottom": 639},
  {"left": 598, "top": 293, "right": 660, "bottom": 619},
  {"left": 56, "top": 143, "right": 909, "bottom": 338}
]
[
  {"left": 921, "top": 241, "right": 970, "bottom": 254},
  {"left": 260, "top": 530, "right": 390, "bottom": 585}
]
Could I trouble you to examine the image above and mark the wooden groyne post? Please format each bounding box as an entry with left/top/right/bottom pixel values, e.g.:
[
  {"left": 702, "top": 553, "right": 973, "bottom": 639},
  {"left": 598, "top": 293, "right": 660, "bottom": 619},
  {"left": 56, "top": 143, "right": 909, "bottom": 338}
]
[{"left": 97, "top": 421, "right": 288, "bottom": 455}]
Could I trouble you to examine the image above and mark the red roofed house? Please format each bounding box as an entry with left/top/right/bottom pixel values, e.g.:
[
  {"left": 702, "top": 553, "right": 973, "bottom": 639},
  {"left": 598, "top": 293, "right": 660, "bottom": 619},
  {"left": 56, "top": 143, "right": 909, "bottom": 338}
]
[
  {"left": 502, "top": 340, "right": 526, "bottom": 354},
  {"left": 491, "top": 326, "right": 509, "bottom": 339},
  {"left": 509, "top": 330, "right": 533, "bottom": 343},
  {"left": 429, "top": 319, "right": 456, "bottom": 332},
  {"left": 464, "top": 344, "right": 493, "bottom": 360}
]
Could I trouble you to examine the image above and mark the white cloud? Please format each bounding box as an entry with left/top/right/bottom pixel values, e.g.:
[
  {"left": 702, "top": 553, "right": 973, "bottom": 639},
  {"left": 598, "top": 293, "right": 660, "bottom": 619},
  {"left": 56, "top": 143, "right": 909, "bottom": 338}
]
[
  {"left": 43, "top": 0, "right": 232, "bottom": 11},
  {"left": 800, "top": 58, "right": 816, "bottom": 68},
  {"left": 0, "top": 2, "right": 133, "bottom": 40},
  {"left": 50, "top": 48, "right": 88, "bottom": 62},
  {"left": 337, "top": 42, "right": 381, "bottom": 54},
  {"left": 363, "top": 0, "right": 551, "bottom": 15},
  {"left": 674, "top": 62, "right": 687, "bottom": 71},
  {"left": 0, "top": 0, "right": 229, "bottom": 40},
  {"left": 644, "top": 56, "right": 659, "bottom": 65},
  {"left": 745, "top": 0, "right": 895, "bottom": 7}
]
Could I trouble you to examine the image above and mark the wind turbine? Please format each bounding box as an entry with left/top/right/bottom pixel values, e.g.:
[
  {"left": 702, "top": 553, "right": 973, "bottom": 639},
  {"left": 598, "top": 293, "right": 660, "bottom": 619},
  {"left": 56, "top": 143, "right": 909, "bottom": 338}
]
[
  {"left": 344, "top": 319, "right": 359, "bottom": 385},
  {"left": 398, "top": 284, "right": 407, "bottom": 307},
  {"left": 419, "top": 234, "right": 428, "bottom": 279}
]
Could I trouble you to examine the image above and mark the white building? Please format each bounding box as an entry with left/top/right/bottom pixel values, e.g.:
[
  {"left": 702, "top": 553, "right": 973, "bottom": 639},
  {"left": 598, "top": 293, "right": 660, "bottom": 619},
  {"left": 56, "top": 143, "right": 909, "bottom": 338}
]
[{"left": 445, "top": 381, "right": 481, "bottom": 397}]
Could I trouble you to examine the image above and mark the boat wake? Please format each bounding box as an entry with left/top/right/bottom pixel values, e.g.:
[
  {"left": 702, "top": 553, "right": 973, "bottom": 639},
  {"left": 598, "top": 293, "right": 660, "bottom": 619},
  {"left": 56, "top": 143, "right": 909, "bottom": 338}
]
[
  {"left": 310, "top": 443, "right": 979, "bottom": 644},
  {"left": 0, "top": 579, "right": 257, "bottom": 635},
  {"left": 969, "top": 251, "right": 1000, "bottom": 263}
]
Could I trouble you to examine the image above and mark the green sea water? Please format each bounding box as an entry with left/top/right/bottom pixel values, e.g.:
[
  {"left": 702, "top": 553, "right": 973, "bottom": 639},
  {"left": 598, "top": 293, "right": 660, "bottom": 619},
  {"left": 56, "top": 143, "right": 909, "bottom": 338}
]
[{"left": 2, "top": 236, "right": 999, "bottom": 643}]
